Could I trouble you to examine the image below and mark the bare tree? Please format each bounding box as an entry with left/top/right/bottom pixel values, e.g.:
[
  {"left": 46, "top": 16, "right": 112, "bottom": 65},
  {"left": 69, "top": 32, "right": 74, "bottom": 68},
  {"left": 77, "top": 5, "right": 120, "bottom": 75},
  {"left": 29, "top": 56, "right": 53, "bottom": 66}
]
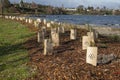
[
  {"left": 0, "top": 0, "right": 3, "bottom": 16},
  {"left": 3, "top": 0, "right": 11, "bottom": 8}
]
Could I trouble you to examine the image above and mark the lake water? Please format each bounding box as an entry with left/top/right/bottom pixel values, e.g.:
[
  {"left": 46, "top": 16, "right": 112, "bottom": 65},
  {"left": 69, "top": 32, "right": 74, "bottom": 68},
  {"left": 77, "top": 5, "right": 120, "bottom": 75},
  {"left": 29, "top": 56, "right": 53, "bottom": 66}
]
[{"left": 31, "top": 15, "right": 120, "bottom": 28}]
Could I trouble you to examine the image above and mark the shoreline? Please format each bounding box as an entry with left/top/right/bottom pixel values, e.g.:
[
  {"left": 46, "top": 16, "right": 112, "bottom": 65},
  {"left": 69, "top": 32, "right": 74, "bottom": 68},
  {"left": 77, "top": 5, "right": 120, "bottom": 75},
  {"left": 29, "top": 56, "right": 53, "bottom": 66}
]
[
  {"left": 76, "top": 24, "right": 120, "bottom": 36},
  {"left": 1, "top": 14, "right": 120, "bottom": 29},
  {"left": 60, "top": 23, "right": 120, "bottom": 36},
  {"left": 1, "top": 15, "right": 120, "bottom": 36}
]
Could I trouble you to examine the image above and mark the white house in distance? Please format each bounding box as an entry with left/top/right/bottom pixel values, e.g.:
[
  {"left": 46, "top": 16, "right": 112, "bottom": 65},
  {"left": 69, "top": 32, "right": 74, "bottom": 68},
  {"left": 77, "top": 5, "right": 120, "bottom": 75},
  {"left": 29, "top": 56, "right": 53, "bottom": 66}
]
[{"left": 64, "top": 8, "right": 77, "bottom": 11}]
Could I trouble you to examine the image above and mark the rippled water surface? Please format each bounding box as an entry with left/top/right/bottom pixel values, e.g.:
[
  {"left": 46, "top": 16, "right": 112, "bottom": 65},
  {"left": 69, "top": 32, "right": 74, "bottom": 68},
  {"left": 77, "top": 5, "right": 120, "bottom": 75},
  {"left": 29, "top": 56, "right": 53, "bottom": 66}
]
[{"left": 32, "top": 15, "right": 120, "bottom": 28}]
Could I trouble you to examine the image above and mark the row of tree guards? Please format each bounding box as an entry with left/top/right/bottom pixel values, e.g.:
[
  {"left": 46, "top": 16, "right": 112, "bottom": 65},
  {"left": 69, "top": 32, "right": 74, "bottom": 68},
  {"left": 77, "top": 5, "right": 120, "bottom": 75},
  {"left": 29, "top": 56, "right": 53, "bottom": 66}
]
[{"left": 4, "top": 15, "right": 98, "bottom": 66}]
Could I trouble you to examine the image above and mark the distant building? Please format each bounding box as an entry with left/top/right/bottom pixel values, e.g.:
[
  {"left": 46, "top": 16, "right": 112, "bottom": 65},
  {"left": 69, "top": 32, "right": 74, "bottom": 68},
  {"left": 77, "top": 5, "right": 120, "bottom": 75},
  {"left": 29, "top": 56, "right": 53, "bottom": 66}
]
[
  {"left": 86, "top": 9, "right": 90, "bottom": 12},
  {"left": 64, "top": 8, "right": 77, "bottom": 11},
  {"left": 95, "top": 7, "right": 101, "bottom": 11}
]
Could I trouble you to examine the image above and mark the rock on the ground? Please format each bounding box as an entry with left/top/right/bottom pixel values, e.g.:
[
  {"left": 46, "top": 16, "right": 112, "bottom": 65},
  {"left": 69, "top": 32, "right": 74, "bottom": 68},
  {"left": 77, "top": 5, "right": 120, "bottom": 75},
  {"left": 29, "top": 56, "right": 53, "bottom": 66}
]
[{"left": 97, "top": 54, "right": 117, "bottom": 64}]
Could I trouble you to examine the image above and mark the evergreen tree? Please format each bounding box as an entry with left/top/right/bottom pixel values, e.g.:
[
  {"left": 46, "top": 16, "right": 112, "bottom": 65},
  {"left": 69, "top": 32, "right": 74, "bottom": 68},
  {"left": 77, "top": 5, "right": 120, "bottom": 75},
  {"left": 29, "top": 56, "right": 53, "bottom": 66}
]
[{"left": 20, "top": 0, "right": 24, "bottom": 7}]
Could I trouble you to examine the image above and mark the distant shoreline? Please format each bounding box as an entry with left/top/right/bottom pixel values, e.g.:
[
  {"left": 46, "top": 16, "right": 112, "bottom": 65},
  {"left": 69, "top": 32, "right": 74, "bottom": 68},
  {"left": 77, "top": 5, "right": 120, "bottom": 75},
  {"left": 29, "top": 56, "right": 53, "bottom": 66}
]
[
  {"left": 27, "top": 14, "right": 120, "bottom": 29},
  {"left": 1, "top": 15, "right": 120, "bottom": 36},
  {"left": 76, "top": 24, "right": 120, "bottom": 36}
]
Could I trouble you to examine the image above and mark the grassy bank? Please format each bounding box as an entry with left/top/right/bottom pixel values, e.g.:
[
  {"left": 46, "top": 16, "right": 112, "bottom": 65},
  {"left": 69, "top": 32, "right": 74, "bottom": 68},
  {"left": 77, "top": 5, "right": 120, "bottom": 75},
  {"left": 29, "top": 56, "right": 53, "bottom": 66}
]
[{"left": 0, "top": 18, "right": 35, "bottom": 80}]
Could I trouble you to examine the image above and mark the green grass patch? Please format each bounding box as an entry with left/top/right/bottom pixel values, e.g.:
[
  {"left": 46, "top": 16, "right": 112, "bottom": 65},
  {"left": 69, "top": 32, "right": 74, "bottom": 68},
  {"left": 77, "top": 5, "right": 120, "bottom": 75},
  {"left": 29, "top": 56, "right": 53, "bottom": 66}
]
[{"left": 0, "top": 18, "right": 35, "bottom": 80}]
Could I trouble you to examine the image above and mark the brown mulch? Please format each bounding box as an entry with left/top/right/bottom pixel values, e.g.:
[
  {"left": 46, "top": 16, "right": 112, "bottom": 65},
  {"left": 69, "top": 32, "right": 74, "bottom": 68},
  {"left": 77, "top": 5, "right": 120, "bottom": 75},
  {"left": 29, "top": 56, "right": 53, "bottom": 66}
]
[
  {"left": 22, "top": 25, "right": 120, "bottom": 80},
  {"left": 3, "top": 18, "right": 119, "bottom": 80}
]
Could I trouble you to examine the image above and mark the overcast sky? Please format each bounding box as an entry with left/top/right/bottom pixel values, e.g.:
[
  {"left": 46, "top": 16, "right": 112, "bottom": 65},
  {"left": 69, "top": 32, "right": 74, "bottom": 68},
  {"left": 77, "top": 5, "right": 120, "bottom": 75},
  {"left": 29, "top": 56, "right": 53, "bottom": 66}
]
[{"left": 10, "top": 0, "right": 120, "bottom": 9}]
